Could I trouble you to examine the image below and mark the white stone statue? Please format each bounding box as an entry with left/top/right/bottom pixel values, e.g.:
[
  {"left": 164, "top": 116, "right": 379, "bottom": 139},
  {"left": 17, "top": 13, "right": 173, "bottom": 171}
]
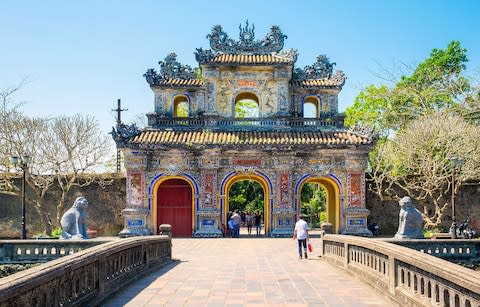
[
  {"left": 60, "top": 197, "right": 89, "bottom": 239},
  {"left": 395, "top": 196, "right": 424, "bottom": 239}
]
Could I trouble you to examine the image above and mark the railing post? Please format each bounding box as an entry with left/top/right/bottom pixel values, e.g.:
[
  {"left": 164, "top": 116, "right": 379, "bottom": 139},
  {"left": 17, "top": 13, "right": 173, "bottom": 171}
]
[
  {"left": 159, "top": 224, "right": 172, "bottom": 238},
  {"left": 388, "top": 255, "right": 396, "bottom": 296},
  {"left": 344, "top": 243, "right": 349, "bottom": 268},
  {"left": 319, "top": 231, "right": 325, "bottom": 256}
]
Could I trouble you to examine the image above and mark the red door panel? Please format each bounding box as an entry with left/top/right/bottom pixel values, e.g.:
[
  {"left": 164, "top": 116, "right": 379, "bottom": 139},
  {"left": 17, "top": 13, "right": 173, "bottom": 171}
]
[{"left": 157, "top": 179, "right": 192, "bottom": 237}]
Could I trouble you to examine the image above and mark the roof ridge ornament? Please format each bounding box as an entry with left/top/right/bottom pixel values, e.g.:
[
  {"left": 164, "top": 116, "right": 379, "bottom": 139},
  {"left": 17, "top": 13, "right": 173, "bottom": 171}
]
[
  {"left": 205, "top": 21, "right": 287, "bottom": 55},
  {"left": 293, "top": 54, "right": 339, "bottom": 80},
  {"left": 144, "top": 53, "right": 196, "bottom": 86}
]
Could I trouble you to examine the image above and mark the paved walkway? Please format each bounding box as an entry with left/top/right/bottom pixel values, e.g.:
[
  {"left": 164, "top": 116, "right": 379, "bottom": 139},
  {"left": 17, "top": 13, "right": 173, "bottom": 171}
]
[{"left": 104, "top": 237, "right": 391, "bottom": 307}]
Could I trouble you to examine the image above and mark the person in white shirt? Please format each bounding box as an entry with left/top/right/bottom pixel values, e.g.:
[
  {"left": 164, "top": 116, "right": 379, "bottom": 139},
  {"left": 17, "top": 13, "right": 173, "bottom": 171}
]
[{"left": 293, "top": 214, "right": 309, "bottom": 259}]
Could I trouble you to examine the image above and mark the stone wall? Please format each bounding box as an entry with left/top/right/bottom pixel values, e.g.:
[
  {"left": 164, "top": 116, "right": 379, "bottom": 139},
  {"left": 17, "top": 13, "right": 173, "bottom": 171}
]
[
  {"left": 366, "top": 181, "right": 480, "bottom": 235},
  {"left": 0, "top": 176, "right": 125, "bottom": 238},
  {"left": 2, "top": 173, "right": 478, "bottom": 238}
]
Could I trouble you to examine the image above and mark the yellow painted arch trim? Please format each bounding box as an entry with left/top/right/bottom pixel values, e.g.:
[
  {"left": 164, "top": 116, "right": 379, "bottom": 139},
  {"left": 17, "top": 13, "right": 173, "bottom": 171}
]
[
  {"left": 222, "top": 173, "right": 271, "bottom": 234},
  {"left": 151, "top": 175, "right": 196, "bottom": 235},
  {"left": 298, "top": 176, "right": 341, "bottom": 233}
]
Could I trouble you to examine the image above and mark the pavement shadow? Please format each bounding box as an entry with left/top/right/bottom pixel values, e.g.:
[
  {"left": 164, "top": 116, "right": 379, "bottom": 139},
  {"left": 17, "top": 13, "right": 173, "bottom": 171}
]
[{"left": 101, "top": 259, "right": 183, "bottom": 306}]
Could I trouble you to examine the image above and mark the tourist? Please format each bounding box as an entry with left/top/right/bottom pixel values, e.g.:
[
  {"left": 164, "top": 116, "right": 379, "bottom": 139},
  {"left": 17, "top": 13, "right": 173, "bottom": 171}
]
[
  {"left": 231, "top": 210, "right": 241, "bottom": 238},
  {"left": 293, "top": 214, "right": 309, "bottom": 259},
  {"left": 254, "top": 212, "right": 262, "bottom": 236},
  {"left": 227, "top": 217, "right": 235, "bottom": 238},
  {"left": 226, "top": 210, "right": 233, "bottom": 232},
  {"left": 245, "top": 212, "right": 254, "bottom": 235}
]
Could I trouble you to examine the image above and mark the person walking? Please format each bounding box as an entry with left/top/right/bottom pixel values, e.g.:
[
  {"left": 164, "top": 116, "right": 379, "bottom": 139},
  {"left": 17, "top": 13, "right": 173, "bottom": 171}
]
[
  {"left": 231, "top": 210, "right": 241, "bottom": 238},
  {"left": 293, "top": 214, "right": 309, "bottom": 259},
  {"left": 246, "top": 212, "right": 254, "bottom": 235},
  {"left": 254, "top": 211, "right": 262, "bottom": 236}
]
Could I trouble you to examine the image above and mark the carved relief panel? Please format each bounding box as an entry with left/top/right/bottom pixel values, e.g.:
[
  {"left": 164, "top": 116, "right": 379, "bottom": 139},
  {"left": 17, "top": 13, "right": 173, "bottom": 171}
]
[
  {"left": 201, "top": 171, "right": 217, "bottom": 209},
  {"left": 347, "top": 173, "right": 365, "bottom": 208},
  {"left": 127, "top": 171, "right": 145, "bottom": 208}
]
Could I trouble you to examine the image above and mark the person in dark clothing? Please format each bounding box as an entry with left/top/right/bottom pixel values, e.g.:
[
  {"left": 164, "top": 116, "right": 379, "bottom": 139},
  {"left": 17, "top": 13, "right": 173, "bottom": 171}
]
[
  {"left": 254, "top": 212, "right": 262, "bottom": 236},
  {"left": 226, "top": 211, "right": 233, "bottom": 231}
]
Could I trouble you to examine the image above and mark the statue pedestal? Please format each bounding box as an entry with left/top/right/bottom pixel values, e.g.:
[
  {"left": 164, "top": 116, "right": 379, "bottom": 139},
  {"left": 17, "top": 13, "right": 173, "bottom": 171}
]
[
  {"left": 119, "top": 208, "right": 151, "bottom": 238},
  {"left": 342, "top": 208, "right": 372, "bottom": 237}
]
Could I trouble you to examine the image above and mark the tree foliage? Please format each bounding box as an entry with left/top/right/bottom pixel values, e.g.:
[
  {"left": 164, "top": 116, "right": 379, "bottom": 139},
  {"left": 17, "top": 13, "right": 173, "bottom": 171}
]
[
  {"left": 235, "top": 99, "right": 259, "bottom": 118},
  {"left": 228, "top": 180, "right": 264, "bottom": 213},
  {"left": 346, "top": 41, "right": 471, "bottom": 133},
  {"left": 301, "top": 183, "right": 326, "bottom": 227},
  {"left": 346, "top": 41, "right": 480, "bottom": 228},
  {"left": 0, "top": 84, "right": 115, "bottom": 233}
]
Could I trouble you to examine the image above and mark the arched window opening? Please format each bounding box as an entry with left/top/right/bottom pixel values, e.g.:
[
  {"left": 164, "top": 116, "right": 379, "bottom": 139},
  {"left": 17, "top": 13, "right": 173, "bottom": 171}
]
[
  {"left": 234, "top": 92, "right": 259, "bottom": 118},
  {"left": 303, "top": 96, "right": 319, "bottom": 118},
  {"left": 173, "top": 95, "right": 189, "bottom": 117}
]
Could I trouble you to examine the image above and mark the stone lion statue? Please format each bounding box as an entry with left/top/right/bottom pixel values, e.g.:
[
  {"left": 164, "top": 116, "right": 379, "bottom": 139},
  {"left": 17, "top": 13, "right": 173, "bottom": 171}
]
[
  {"left": 395, "top": 196, "right": 424, "bottom": 239},
  {"left": 60, "top": 197, "right": 89, "bottom": 239}
]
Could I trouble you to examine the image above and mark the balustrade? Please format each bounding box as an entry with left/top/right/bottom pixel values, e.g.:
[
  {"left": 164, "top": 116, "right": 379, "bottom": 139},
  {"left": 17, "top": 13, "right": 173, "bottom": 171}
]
[
  {"left": 146, "top": 115, "right": 345, "bottom": 131},
  {"left": 320, "top": 234, "right": 480, "bottom": 307},
  {"left": 0, "top": 240, "right": 110, "bottom": 264},
  {"left": 0, "top": 236, "right": 172, "bottom": 307}
]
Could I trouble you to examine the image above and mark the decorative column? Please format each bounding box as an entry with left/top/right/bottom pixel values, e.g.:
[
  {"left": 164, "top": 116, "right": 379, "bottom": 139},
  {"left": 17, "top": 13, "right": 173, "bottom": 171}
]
[
  {"left": 193, "top": 154, "right": 223, "bottom": 237},
  {"left": 271, "top": 170, "right": 295, "bottom": 237},
  {"left": 342, "top": 153, "right": 372, "bottom": 236},
  {"left": 119, "top": 151, "right": 151, "bottom": 237}
]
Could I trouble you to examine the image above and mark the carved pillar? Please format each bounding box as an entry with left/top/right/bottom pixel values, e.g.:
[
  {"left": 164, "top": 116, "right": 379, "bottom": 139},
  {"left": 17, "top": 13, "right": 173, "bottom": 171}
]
[
  {"left": 193, "top": 154, "right": 223, "bottom": 237},
  {"left": 119, "top": 151, "right": 151, "bottom": 237},
  {"left": 342, "top": 153, "right": 372, "bottom": 236},
  {"left": 271, "top": 170, "right": 295, "bottom": 237},
  {"left": 153, "top": 91, "right": 167, "bottom": 116},
  {"left": 203, "top": 68, "right": 219, "bottom": 116}
]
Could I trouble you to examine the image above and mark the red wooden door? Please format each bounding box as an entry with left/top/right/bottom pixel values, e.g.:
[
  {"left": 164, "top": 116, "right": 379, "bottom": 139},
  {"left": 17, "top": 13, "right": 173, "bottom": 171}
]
[{"left": 157, "top": 179, "right": 192, "bottom": 237}]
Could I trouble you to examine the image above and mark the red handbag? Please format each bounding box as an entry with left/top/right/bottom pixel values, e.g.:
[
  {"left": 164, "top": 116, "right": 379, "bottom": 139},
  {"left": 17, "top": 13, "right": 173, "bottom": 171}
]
[{"left": 308, "top": 242, "right": 313, "bottom": 252}]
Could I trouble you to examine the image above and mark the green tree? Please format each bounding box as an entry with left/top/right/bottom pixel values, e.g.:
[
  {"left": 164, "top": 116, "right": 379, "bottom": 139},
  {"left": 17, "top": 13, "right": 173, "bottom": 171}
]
[
  {"left": 346, "top": 41, "right": 470, "bottom": 132},
  {"left": 301, "top": 183, "right": 326, "bottom": 227},
  {"left": 235, "top": 100, "right": 259, "bottom": 118},
  {"left": 229, "top": 180, "right": 264, "bottom": 213},
  {"left": 346, "top": 41, "right": 480, "bottom": 228}
]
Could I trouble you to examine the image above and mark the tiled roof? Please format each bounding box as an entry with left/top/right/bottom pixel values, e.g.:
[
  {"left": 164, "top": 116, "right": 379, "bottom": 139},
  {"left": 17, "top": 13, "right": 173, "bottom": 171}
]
[
  {"left": 151, "top": 78, "right": 204, "bottom": 87},
  {"left": 203, "top": 54, "right": 294, "bottom": 65},
  {"left": 290, "top": 79, "right": 344, "bottom": 88},
  {"left": 130, "top": 130, "right": 372, "bottom": 146}
]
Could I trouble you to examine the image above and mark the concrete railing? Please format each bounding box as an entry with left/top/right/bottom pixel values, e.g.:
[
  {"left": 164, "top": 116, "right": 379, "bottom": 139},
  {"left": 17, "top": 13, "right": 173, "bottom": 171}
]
[
  {"left": 389, "top": 239, "right": 480, "bottom": 262},
  {"left": 0, "top": 236, "right": 172, "bottom": 307},
  {"left": 0, "top": 240, "right": 111, "bottom": 264},
  {"left": 320, "top": 234, "right": 480, "bottom": 307}
]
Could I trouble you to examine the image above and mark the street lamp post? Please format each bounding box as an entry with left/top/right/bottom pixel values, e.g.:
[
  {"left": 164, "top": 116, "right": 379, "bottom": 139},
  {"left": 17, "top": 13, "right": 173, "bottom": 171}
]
[
  {"left": 449, "top": 156, "right": 464, "bottom": 239},
  {"left": 11, "top": 153, "right": 29, "bottom": 239}
]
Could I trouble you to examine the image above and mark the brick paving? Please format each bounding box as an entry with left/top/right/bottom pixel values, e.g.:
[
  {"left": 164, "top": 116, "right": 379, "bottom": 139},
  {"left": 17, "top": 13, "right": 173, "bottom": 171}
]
[{"left": 104, "top": 236, "right": 391, "bottom": 307}]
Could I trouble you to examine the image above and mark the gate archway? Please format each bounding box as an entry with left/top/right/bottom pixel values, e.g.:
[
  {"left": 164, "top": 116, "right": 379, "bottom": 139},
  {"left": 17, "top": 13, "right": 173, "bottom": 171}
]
[
  {"left": 220, "top": 171, "right": 273, "bottom": 235},
  {"left": 295, "top": 174, "right": 344, "bottom": 233},
  {"left": 149, "top": 174, "right": 199, "bottom": 237}
]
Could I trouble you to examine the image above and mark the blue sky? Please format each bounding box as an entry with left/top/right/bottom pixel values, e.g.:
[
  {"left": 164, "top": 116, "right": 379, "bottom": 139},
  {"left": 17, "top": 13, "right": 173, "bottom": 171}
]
[{"left": 1, "top": 0, "right": 479, "bottom": 135}]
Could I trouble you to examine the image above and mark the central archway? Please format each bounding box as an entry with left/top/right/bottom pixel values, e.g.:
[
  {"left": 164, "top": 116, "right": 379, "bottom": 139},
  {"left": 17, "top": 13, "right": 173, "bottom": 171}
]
[{"left": 221, "top": 171, "right": 272, "bottom": 235}]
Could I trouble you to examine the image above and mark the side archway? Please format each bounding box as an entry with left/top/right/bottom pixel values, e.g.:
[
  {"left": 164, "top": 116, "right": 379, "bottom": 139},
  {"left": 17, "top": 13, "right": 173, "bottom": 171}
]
[
  {"left": 294, "top": 173, "right": 344, "bottom": 233},
  {"left": 148, "top": 173, "right": 199, "bottom": 236},
  {"left": 172, "top": 94, "right": 190, "bottom": 117},
  {"left": 303, "top": 95, "right": 320, "bottom": 118}
]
